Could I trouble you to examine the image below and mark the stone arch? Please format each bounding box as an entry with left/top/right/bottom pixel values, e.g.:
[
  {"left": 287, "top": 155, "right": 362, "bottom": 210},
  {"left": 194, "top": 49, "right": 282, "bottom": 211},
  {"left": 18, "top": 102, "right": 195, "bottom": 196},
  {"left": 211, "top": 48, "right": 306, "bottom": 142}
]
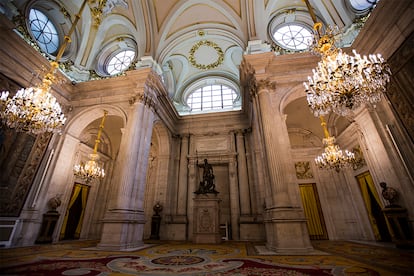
[{"left": 65, "top": 105, "right": 127, "bottom": 138}]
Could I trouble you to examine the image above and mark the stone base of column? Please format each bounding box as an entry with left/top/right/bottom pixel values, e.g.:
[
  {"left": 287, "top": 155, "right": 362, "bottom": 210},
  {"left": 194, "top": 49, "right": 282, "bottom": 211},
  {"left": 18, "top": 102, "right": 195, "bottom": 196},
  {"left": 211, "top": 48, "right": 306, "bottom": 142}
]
[
  {"left": 164, "top": 215, "right": 188, "bottom": 240},
  {"left": 193, "top": 194, "right": 221, "bottom": 244},
  {"left": 264, "top": 207, "right": 314, "bottom": 254},
  {"left": 239, "top": 215, "right": 265, "bottom": 241},
  {"left": 97, "top": 209, "right": 146, "bottom": 251}
]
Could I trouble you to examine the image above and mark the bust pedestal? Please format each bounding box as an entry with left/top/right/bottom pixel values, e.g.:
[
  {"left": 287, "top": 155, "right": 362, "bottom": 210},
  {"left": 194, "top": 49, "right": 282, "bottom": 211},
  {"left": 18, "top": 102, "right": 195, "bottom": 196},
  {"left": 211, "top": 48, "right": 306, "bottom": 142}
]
[
  {"left": 193, "top": 193, "right": 221, "bottom": 244},
  {"left": 382, "top": 206, "right": 414, "bottom": 248}
]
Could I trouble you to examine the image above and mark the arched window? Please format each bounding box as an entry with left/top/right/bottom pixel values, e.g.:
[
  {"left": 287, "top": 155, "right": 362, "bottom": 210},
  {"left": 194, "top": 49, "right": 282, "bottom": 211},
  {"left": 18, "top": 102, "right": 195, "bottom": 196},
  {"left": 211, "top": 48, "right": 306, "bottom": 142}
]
[
  {"left": 28, "top": 9, "right": 59, "bottom": 54},
  {"left": 106, "top": 50, "right": 135, "bottom": 75},
  {"left": 348, "top": 0, "right": 377, "bottom": 13},
  {"left": 95, "top": 38, "right": 137, "bottom": 77},
  {"left": 184, "top": 82, "right": 240, "bottom": 115}
]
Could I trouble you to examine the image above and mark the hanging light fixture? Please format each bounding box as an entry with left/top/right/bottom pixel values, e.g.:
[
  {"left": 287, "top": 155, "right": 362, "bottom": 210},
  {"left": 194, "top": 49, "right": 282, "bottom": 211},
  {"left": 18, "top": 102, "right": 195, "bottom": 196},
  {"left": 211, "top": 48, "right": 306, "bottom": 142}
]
[
  {"left": 0, "top": 0, "right": 91, "bottom": 134},
  {"left": 73, "top": 110, "right": 108, "bottom": 183},
  {"left": 302, "top": 0, "right": 391, "bottom": 117},
  {"left": 315, "top": 116, "right": 356, "bottom": 172}
]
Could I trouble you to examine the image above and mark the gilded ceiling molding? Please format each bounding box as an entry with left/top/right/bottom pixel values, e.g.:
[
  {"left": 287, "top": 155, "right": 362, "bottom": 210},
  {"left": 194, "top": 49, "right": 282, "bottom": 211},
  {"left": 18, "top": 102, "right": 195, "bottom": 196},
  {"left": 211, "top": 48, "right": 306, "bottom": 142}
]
[{"left": 189, "top": 40, "right": 224, "bottom": 70}]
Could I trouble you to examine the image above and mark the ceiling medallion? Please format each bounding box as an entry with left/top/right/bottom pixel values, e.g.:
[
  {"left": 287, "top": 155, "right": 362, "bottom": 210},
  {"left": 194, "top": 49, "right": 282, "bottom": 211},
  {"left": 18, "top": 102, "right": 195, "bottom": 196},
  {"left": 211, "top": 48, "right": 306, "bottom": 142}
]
[{"left": 189, "top": 40, "right": 224, "bottom": 70}]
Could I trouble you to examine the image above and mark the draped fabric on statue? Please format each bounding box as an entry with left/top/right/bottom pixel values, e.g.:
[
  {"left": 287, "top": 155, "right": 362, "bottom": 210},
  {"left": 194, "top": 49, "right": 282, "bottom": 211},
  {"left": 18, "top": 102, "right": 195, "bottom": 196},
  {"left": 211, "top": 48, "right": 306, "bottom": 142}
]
[
  {"left": 75, "top": 185, "right": 89, "bottom": 238},
  {"left": 299, "top": 183, "right": 327, "bottom": 240},
  {"left": 60, "top": 184, "right": 82, "bottom": 239},
  {"left": 357, "top": 173, "right": 383, "bottom": 240}
]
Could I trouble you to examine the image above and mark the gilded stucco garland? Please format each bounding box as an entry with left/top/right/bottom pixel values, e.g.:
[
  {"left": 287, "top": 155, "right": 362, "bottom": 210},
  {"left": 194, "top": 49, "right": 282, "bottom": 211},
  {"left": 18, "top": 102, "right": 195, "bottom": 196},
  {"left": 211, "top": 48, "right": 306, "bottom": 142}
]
[{"left": 189, "top": 40, "right": 224, "bottom": 70}]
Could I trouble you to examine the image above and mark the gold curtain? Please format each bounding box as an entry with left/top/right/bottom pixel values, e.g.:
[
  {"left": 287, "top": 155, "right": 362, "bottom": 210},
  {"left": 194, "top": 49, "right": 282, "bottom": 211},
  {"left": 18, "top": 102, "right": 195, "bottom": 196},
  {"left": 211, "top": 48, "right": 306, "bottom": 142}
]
[
  {"left": 299, "top": 183, "right": 327, "bottom": 239},
  {"left": 357, "top": 173, "right": 382, "bottom": 240},
  {"left": 60, "top": 184, "right": 82, "bottom": 239},
  {"left": 75, "top": 185, "right": 89, "bottom": 238}
]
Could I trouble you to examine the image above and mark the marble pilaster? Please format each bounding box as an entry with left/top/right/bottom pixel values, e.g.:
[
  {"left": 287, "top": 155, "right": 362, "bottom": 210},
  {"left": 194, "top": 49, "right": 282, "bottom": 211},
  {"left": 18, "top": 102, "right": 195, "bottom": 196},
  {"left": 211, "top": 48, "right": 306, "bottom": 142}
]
[
  {"left": 177, "top": 135, "right": 189, "bottom": 215},
  {"left": 236, "top": 130, "right": 251, "bottom": 215},
  {"left": 228, "top": 159, "right": 240, "bottom": 240}
]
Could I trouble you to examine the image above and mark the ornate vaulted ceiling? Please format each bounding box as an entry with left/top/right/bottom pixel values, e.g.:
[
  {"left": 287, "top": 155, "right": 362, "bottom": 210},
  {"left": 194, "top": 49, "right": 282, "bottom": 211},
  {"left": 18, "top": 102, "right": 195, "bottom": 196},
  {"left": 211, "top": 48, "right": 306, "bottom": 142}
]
[
  {"left": 4, "top": 0, "right": 364, "bottom": 96},
  {"left": 1, "top": 0, "right": 375, "bottom": 138}
]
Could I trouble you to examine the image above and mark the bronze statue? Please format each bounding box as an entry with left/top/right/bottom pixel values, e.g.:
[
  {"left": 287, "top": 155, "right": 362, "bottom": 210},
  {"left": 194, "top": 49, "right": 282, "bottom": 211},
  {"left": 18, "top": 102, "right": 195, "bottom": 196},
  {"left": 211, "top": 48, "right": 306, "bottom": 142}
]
[{"left": 195, "top": 159, "right": 218, "bottom": 194}]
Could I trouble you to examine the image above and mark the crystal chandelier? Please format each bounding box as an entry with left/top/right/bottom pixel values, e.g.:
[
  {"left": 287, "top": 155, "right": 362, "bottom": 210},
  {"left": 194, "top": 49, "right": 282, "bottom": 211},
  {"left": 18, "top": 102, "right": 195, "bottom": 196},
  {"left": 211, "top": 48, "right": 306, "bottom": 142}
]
[
  {"left": 74, "top": 110, "right": 108, "bottom": 183},
  {"left": 0, "top": 0, "right": 90, "bottom": 134},
  {"left": 315, "top": 116, "right": 356, "bottom": 172},
  {"left": 302, "top": 0, "right": 391, "bottom": 117}
]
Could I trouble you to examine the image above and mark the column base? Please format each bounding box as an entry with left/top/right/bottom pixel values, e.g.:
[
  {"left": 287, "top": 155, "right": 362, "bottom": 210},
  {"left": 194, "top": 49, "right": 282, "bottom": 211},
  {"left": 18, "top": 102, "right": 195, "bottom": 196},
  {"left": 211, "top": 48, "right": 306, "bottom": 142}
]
[
  {"left": 164, "top": 215, "right": 188, "bottom": 240},
  {"left": 264, "top": 207, "right": 314, "bottom": 254},
  {"left": 97, "top": 209, "right": 146, "bottom": 251}
]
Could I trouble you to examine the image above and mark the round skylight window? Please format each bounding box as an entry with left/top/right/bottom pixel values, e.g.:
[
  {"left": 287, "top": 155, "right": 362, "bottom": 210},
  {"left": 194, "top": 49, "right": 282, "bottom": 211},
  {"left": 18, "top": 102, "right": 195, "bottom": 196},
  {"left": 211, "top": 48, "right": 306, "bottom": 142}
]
[
  {"left": 272, "top": 23, "right": 313, "bottom": 51},
  {"left": 106, "top": 50, "right": 135, "bottom": 75},
  {"left": 29, "top": 9, "right": 59, "bottom": 54}
]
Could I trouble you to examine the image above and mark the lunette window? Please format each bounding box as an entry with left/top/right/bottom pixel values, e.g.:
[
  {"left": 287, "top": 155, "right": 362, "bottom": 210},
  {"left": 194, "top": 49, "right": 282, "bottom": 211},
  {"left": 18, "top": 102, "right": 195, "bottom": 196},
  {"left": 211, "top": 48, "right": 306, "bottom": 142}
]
[{"left": 187, "top": 85, "right": 237, "bottom": 112}]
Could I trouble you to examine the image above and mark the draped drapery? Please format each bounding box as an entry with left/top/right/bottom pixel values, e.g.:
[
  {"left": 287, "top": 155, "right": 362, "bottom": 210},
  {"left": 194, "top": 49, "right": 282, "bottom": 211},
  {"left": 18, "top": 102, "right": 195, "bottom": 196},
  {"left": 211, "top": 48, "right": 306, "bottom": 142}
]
[
  {"left": 299, "top": 183, "right": 328, "bottom": 240},
  {"left": 357, "top": 172, "right": 384, "bottom": 240},
  {"left": 60, "top": 184, "right": 89, "bottom": 239}
]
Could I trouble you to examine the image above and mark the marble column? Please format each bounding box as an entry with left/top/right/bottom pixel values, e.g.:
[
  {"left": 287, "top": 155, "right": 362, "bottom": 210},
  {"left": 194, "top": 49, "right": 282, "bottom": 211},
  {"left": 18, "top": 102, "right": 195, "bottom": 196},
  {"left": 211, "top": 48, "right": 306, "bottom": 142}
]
[
  {"left": 253, "top": 79, "right": 313, "bottom": 254},
  {"left": 97, "top": 92, "right": 155, "bottom": 250},
  {"left": 236, "top": 130, "right": 251, "bottom": 215}
]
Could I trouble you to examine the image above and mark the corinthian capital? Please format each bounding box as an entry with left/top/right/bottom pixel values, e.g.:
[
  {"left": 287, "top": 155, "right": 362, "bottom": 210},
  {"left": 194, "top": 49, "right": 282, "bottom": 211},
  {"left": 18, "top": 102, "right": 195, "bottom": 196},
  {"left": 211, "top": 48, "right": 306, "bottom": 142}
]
[{"left": 256, "top": 78, "right": 276, "bottom": 91}]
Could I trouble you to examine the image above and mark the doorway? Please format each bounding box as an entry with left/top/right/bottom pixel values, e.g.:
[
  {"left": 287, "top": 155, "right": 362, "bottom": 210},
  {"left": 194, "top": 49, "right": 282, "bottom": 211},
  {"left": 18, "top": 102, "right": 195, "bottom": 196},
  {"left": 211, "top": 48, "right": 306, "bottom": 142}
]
[
  {"left": 60, "top": 183, "right": 90, "bottom": 240},
  {"left": 299, "top": 183, "right": 328, "bottom": 240},
  {"left": 356, "top": 172, "right": 392, "bottom": 241}
]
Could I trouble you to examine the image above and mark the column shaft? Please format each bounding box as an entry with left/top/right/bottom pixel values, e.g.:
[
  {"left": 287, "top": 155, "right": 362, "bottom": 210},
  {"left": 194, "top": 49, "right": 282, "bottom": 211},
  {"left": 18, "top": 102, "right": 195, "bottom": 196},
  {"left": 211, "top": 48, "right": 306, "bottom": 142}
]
[
  {"left": 228, "top": 159, "right": 240, "bottom": 240},
  {"left": 236, "top": 131, "right": 251, "bottom": 215},
  {"left": 256, "top": 87, "right": 290, "bottom": 207},
  {"left": 177, "top": 135, "right": 189, "bottom": 215}
]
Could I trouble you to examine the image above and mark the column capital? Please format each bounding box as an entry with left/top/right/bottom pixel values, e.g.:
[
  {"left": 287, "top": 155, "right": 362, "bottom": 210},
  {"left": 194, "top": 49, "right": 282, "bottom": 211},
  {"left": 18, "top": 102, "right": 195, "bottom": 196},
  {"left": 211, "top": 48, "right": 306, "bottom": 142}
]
[
  {"left": 249, "top": 78, "right": 277, "bottom": 99},
  {"left": 257, "top": 78, "right": 276, "bottom": 92}
]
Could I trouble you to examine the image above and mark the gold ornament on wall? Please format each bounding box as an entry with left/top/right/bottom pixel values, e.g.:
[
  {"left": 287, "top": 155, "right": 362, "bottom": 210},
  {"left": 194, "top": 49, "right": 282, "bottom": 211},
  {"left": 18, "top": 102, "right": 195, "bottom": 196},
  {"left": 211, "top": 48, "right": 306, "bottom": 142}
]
[
  {"left": 295, "top": 161, "right": 314, "bottom": 179},
  {"left": 189, "top": 40, "right": 224, "bottom": 70}
]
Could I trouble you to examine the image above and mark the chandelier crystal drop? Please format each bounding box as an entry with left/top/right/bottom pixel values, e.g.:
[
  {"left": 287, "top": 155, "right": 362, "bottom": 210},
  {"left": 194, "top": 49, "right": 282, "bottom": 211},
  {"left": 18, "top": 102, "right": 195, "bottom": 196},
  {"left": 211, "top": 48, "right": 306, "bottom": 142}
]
[
  {"left": 74, "top": 153, "right": 105, "bottom": 182},
  {"left": 315, "top": 116, "right": 356, "bottom": 172},
  {"left": 0, "top": 62, "right": 66, "bottom": 134},
  {"left": 73, "top": 110, "right": 108, "bottom": 183},
  {"left": 315, "top": 136, "right": 356, "bottom": 172},
  {"left": 303, "top": 0, "right": 391, "bottom": 117},
  {"left": 0, "top": 0, "right": 92, "bottom": 134}
]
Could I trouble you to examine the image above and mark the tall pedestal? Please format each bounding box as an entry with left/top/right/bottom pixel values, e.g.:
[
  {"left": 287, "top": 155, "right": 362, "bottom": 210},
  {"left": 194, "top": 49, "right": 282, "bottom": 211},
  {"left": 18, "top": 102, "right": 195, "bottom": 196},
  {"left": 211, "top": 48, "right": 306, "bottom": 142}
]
[
  {"left": 382, "top": 206, "right": 414, "bottom": 248},
  {"left": 193, "top": 194, "right": 221, "bottom": 244}
]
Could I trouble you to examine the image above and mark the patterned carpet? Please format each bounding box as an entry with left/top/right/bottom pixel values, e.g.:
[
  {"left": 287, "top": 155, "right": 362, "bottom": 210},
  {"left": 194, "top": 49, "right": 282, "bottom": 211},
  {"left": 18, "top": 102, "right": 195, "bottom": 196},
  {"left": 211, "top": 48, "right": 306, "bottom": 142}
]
[{"left": 0, "top": 240, "right": 412, "bottom": 275}]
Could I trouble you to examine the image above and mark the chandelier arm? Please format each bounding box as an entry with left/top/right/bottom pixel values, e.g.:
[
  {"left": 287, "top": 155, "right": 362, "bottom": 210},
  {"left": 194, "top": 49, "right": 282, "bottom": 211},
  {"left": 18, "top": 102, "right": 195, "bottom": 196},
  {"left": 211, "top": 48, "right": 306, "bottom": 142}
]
[
  {"left": 55, "top": 0, "right": 88, "bottom": 62},
  {"left": 93, "top": 110, "right": 108, "bottom": 154},
  {"left": 303, "top": 0, "right": 320, "bottom": 26},
  {"left": 319, "top": 115, "right": 331, "bottom": 139}
]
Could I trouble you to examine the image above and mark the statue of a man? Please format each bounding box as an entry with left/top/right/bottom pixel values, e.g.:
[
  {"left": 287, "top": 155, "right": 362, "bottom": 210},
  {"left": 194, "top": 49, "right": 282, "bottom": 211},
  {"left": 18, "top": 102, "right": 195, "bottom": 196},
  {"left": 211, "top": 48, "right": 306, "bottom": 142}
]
[{"left": 195, "top": 159, "right": 218, "bottom": 194}]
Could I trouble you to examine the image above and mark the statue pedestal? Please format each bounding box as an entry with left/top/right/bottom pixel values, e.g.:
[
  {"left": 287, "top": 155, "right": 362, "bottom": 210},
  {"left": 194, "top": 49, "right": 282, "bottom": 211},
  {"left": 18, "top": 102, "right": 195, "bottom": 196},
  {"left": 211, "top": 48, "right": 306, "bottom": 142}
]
[
  {"left": 35, "top": 211, "right": 60, "bottom": 244},
  {"left": 382, "top": 206, "right": 414, "bottom": 248},
  {"left": 193, "top": 194, "right": 221, "bottom": 244}
]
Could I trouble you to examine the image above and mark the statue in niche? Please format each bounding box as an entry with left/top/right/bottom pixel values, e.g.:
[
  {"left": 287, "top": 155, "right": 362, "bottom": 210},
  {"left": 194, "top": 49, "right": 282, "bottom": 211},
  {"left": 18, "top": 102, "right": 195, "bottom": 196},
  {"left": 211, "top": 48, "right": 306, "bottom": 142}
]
[{"left": 195, "top": 159, "right": 218, "bottom": 194}]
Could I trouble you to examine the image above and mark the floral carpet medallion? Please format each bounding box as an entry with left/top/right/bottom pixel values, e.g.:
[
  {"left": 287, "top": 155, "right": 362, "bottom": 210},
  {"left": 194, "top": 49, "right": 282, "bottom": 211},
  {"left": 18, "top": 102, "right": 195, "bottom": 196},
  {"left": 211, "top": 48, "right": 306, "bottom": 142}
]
[
  {"left": 2, "top": 254, "right": 379, "bottom": 276},
  {"left": 1, "top": 241, "right": 409, "bottom": 275}
]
